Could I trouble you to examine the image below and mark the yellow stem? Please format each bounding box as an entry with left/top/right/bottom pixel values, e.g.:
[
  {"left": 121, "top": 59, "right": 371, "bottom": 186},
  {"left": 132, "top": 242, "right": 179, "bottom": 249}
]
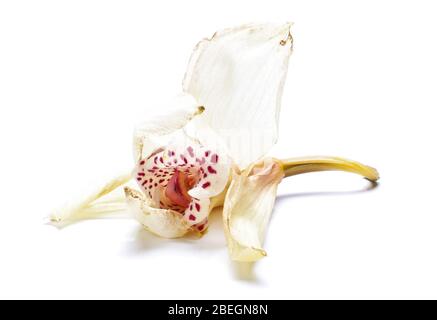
[{"left": 280, "top": 156, "right": 379, "bottom": 182}]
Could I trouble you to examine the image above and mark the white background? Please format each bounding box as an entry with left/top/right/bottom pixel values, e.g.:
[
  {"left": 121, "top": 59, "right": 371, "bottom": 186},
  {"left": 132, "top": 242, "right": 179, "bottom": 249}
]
[{"left": 1, "top": 0, "right": 436, "bottom": 299}]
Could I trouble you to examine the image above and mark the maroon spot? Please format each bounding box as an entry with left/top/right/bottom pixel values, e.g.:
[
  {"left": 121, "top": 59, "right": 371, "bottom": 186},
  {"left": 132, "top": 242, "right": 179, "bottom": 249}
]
[
  {"left": 211, "top": 154, "right": 219, "bottom": 163},
  {"left": 149, "top": 185, "right": 153, "bottom": 189},
  {"left": 202, "top": 182, "right": 211, "bottom": 189},
  {"left": 195, "top": 203, "right": 201, "bottom": 211},
  {"left": 154, "top": 183, "right": 158, "bottom": 187},
  {"left": 154, "top": 157, "right": 158, "bottom": 164},
  {"left": 158, "top": 179, "right": 165, "bottom": 183},
  {"left": 203, "top": 173, "right": 207, "bottom": 178},
  {"left": 205, "top": 151, "right": 210, "bottom": 157},
  {"left": 187, "top": 146, "right": 194, "bottom": 157},
  {"left": 189, "top": 204, "right": 193, "bottom": 210},
  {"left": 189, "top": 214, "right": 196, "bottom": 221},
  {"left": 136, "top": 177, "right": 142, "bottom": 181},
  {"left": 138, "top": 172, "right": 145, "bottom": 176},
  {"left": 198, "top": 224, "right": 204, "bottom": 231},
  {"left": 149, "top": 178, "right": 153, "bottom": 183},
  {"left": 139, "top": 160, "right": 145, "bottom": 165},
  {"left": 207, "top": 166, "right": 217, "bottom": 174},
  {"left": 180, "top": 155, "right": 188, "bottom": 164},
  {"left": 159, "top": 157, "right": 163, "bottom": 163},
  {"left": 142, "top": 181, "right": 147, "bottom": 186}
]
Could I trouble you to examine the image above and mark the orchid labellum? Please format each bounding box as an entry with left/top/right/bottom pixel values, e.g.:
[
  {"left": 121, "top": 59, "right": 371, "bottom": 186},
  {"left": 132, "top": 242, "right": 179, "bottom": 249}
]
[{"left": 51, "top": 23, "right": 379, "bottom": 262}]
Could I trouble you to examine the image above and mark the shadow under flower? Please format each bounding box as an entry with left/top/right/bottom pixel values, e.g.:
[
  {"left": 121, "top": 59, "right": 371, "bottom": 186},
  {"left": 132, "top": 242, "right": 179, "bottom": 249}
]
[
  {"left": 275, "top": 180, "right": 378, "bottom": 205},
  {"left": 122, "top": 180, "right": 378, "bottom": 282},
  {"left": 122, "top": 206, "right": 226, "bottom": 256}
]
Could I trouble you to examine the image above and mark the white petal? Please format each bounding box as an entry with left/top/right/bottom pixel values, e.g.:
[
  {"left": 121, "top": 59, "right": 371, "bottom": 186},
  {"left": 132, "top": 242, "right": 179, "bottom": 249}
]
[
  {"left": 124, "top": 186, "right": 191, "bottom": 238},
  {"left": 222, "top": 158, "right": 284, "bottom": 261},
  {"left": 183, "top": 23, "right": 293, "bottom": 169},
  {"left": 133, "top": 93, "right": 203, "bottom": 161},
  {"left": 50, "top": 173, "right": 131, "bottom": 227}
]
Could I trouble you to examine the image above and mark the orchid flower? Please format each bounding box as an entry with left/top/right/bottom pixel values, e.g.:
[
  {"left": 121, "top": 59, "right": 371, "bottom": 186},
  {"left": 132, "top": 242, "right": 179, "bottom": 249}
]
[{"left": 51, "top": 23, "right": 379, "bottom": 262}]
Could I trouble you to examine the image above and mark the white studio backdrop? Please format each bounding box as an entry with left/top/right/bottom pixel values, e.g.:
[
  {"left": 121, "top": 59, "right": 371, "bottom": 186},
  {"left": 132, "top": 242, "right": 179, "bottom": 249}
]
[{"left": 0, "top": 0, "right": 436, "bottom": 299}]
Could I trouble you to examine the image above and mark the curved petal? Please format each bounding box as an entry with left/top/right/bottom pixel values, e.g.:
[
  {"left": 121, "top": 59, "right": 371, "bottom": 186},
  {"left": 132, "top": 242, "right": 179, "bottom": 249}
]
[
  {"left": 124, "top": 186, "right": 191, "bottom": 238},
  {"left": 183, "top": 23, "right": 293, "bottom": 169},
  {"left": 222, "top": 158, "right": 284, "bottom": 261},
  {"left": 133, "top": 93, "right": 204, "bottom": 162}
]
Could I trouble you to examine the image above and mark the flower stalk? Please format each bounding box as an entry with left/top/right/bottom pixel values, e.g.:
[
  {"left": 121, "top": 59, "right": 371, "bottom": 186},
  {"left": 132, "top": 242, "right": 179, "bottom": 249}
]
[{"left": 280, "top": 156, "right": 379, "bottom": 182}]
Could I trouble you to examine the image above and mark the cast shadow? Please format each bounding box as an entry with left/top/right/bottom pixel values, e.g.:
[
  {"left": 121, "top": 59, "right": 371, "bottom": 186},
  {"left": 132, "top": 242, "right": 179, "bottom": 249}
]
[
  {"left": 123, "top": 180, "right": 378, "bottom": 282},
  {"left": 275, "top": 180, "right": 378, "bottom": 205},
  {"left": 122, "top": 206, "right": 226, "bottom": 256}
]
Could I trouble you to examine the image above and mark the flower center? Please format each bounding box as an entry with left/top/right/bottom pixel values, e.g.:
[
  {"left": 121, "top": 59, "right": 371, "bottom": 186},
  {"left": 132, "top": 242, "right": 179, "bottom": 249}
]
[
  {"left": 161, "top": 169, "right": 199, "bottom": 213},
  {"left": 135, "top": 143, "right": 229, "bottom": 228}
]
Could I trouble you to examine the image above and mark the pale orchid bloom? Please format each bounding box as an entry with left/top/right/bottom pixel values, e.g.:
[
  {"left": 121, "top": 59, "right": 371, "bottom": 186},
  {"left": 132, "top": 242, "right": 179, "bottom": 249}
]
[
  {"left": 51, "top": 23, "right": 379, "bottom": 262},
  {"left": 123, "top": 23, "right": 294, "bottom": 242}
]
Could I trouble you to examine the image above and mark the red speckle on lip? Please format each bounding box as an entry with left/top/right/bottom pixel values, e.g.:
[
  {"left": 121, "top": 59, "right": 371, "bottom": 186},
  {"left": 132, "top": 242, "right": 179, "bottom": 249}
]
[
  {"left": 187, "top": 146, "right": 194, "bottom": 157},
  {"left": 205, "top": 151, "right": 210, "bottom": 157},
  {"left": 195, "top": 203, "right": 201, "bottom": 211},
  {"left": 189, "top": 214, "right": 196, "bottom": 221},
  {"left": 202, "top": 182, "right": 211, "bottom": 189},
  {"left": 211, "top": 154, "right": 219, "bottom": 163},
  {"left": 159, "top": 157, "right": 163, "bottom": 163},
  {"left": 207, "top": 166, "right": 217, "bottom": 174},
  {"left": 138, "top": 172, "right": 145, "bottom": 176}
]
